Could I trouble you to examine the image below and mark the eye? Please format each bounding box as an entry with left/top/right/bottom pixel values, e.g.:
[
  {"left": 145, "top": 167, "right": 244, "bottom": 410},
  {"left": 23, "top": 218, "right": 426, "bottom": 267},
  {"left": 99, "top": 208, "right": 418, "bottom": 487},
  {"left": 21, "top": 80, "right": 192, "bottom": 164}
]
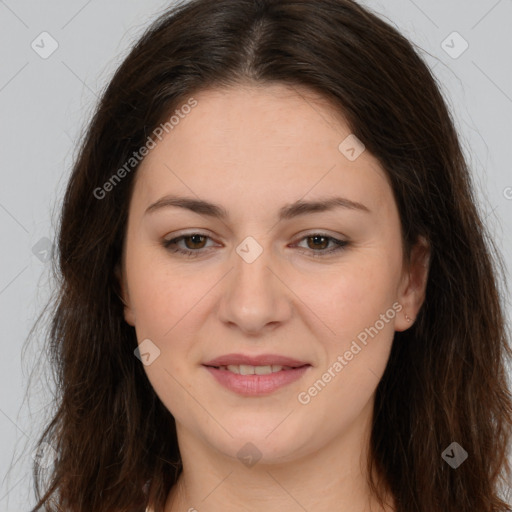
[
  {"left": 162, "top": 232, "right": 349, "bottom": 258},
  {"left": 292, "top": 233, "right": 348, "bottom": 258},
  {"left": 163, "top": 233, "right": 215, "bottom": 258}
]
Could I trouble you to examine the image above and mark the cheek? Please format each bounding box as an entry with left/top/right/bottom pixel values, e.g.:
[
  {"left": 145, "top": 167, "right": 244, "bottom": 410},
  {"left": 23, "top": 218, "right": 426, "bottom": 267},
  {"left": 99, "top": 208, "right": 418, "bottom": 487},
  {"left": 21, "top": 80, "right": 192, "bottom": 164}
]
[
  {"left": 126, "top": 254, "right": 200, "bottom": 415},
  {"left": 296, "top": 269, "right": 398, "bottom": 430},
  {"left": 294, "top": 251, "right": 400, "bottom": 411},
  {"left": 294, "top": 251, "right": 401, "bottom": 341},
  {"left": 326, "top": 257, "right": 400, "bottom": 392},
  {"left": 126, "top": 246, "right": 188, "bottom": 336}
]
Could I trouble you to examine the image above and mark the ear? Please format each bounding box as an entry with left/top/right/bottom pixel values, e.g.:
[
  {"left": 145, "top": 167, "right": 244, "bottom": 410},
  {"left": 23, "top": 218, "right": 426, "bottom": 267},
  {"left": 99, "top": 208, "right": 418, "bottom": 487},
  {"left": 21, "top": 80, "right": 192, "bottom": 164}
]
[
  {"left": 395, "top": 235, "right": 430, "bottom": 332},
  {"left": 114, "top": 262, "right": 136, "bottom": 327}
]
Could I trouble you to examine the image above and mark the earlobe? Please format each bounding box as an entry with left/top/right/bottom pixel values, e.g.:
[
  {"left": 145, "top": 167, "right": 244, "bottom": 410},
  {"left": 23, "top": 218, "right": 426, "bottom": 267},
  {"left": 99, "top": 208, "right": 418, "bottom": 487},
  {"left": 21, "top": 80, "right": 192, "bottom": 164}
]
[
  {"left": 395, "top": 236, "right": 430, "bottom": 332},
  {"left": 114, "top": 263, "right": 136, "bottom": 326}
]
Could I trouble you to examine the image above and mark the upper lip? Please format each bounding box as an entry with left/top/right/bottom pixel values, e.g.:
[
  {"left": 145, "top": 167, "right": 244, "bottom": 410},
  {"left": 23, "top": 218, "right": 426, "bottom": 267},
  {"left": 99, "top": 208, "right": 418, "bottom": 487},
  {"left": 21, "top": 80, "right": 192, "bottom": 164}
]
[{"left": 203, "top": 353, "right": 310, "bottom": 368}]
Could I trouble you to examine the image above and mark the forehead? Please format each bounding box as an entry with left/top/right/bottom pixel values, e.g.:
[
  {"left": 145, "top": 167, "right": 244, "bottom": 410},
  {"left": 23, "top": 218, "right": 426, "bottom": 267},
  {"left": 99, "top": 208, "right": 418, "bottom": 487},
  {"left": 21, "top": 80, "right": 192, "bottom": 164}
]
[
  {"left": 133, "top": 84, "right": 393, "bottom": 218},
  {"left": 161, "top": 84, "right": 355, "bottom": 164}
]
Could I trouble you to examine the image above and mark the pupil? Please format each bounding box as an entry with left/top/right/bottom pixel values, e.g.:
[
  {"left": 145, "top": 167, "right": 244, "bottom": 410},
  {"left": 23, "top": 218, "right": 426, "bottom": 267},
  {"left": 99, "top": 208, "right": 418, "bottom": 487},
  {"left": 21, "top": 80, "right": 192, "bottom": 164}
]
[
  {"left": 188, "top": 235, "right": 205, "bottom": 248},
  {"left": 310, "top": 235, "right": 327, "bottom": 250}
]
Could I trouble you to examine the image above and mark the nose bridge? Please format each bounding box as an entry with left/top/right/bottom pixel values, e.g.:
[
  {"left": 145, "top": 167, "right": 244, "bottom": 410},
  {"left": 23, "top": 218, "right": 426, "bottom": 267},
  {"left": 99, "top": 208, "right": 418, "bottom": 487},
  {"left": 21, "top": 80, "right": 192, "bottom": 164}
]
[{"left": 218, "top": 235, "right": 291, "bottom": 333}]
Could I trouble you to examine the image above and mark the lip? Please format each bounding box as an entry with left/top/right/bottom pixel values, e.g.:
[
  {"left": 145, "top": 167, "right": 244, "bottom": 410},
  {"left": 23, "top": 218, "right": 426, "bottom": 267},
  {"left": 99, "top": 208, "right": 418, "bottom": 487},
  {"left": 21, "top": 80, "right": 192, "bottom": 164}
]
[
  {"left": 203, "top": 353, "right": 309, "bottom": 368},
  {"left": 204, "top": 366, "right": 311, "bottom": 396},
  {"left": 202, "top": 353, "right": 312, "bottom": 396}
]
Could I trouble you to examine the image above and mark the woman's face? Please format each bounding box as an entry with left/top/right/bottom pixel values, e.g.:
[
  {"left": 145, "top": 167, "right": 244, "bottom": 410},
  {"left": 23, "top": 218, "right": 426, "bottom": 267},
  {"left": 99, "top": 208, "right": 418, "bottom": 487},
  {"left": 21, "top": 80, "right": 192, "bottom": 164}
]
[{"left": 120, "top": 84, "right": 428, "bottom": 465}]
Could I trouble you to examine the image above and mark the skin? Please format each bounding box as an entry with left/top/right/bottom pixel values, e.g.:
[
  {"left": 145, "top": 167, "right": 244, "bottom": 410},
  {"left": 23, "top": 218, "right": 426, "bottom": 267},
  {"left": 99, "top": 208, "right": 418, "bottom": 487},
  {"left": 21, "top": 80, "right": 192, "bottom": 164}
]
[{"left": 119, "top": 83, "right": 430, "bottom": 512}]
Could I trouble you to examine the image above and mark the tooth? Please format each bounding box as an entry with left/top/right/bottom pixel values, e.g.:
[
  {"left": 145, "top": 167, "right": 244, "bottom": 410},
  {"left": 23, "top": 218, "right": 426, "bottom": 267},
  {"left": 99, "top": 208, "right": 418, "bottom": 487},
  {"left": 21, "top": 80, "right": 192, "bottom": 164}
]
[
  {"left": 239, "top": 364, "right": 256, "bottom": 375},
  {"left": 255, "top": 365, "right": 272, "bottom": 375},
  {"left": 223, "top": 364, "right": 294, "bottom": 374}
]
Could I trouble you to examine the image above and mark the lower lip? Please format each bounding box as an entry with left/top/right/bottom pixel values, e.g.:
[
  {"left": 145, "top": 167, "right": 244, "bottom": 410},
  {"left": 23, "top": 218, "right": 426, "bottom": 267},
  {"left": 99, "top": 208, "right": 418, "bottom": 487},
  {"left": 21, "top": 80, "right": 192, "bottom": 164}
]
[{"left": 203, "top": 365, "right": 311, "bottom": 396}]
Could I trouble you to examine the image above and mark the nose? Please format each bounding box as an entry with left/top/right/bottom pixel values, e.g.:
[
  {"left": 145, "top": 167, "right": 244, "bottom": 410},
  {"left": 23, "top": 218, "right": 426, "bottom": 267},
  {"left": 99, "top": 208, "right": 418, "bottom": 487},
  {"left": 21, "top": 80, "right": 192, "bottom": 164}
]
[{"left": 217, "top": 241, "right": 293, "bottom": 336}]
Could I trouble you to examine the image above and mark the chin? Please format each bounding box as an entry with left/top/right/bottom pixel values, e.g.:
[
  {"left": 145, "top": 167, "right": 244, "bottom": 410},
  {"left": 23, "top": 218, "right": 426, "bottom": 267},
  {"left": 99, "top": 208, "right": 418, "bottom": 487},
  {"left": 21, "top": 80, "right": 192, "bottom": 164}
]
[{"left": 196, "top": 416, "right": 319, "bottom": 464}]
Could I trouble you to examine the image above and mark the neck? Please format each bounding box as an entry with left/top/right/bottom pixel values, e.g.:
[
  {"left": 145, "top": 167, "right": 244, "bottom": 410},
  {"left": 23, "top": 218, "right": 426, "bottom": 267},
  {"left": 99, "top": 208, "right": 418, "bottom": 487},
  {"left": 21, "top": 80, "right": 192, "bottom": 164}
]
[{"left": 164, "top": 401, "right": 395, "bottom": 512}]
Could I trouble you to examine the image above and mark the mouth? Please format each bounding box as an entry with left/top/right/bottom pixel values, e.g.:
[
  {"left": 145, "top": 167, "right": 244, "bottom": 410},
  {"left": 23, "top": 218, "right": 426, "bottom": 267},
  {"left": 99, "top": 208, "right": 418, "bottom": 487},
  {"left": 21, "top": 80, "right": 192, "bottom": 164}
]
[
  {"left": 202, "top": 354, "right": 312, "bottom": 396},
  {"left": 204, "top": 363, "right": 310, "bottom": 375}
]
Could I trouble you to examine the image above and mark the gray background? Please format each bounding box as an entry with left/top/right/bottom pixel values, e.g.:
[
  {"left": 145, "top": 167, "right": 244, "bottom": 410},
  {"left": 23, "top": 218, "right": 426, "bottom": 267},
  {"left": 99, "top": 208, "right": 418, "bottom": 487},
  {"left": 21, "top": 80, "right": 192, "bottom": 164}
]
[{"left": 1, "top": 0, "right": 511, "bottom": 509}]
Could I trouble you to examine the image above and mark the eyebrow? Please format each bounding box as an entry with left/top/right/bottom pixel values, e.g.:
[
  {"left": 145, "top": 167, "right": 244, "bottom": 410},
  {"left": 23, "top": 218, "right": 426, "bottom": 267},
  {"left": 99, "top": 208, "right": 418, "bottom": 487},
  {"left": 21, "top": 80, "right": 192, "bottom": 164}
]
[{"left": 144, "top": 194, "right": 371, "bottom": 220}]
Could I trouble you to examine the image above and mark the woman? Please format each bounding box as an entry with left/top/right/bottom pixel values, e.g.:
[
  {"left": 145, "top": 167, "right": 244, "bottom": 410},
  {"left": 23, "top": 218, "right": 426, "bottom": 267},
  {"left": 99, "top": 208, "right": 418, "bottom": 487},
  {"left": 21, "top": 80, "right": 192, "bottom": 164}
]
[{"left": 31, "top": 0, "right": 512, "bottom": 511}]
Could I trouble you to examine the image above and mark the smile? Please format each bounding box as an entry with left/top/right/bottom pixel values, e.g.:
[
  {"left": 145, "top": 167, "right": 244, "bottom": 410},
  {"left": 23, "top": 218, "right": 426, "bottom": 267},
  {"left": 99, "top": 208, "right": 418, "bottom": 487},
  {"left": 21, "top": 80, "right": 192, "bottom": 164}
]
[{"left": 203, "top": 364, "right": 311, "bottom": 396}]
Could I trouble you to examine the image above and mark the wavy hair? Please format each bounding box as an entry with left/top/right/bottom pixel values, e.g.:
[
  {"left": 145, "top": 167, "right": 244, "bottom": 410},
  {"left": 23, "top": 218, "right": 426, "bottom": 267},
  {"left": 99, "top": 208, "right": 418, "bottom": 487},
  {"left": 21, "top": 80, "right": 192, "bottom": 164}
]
[{"left": 30, "top": 0, "right": 512, "bottom": 510}]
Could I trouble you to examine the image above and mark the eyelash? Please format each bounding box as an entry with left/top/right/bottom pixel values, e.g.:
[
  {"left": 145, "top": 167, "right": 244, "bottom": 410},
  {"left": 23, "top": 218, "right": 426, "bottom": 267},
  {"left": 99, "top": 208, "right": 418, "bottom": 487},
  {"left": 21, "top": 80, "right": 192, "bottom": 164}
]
[{"left": 162, "top": 233, "right": 348, "bottom": 259}]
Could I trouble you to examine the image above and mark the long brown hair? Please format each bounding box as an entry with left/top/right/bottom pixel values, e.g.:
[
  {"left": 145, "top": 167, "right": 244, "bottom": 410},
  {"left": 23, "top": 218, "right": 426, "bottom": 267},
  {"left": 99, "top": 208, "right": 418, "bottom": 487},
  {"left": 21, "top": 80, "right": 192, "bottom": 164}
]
[{"left": 30, "top": 0, "right": 512, "bottom": 510}]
